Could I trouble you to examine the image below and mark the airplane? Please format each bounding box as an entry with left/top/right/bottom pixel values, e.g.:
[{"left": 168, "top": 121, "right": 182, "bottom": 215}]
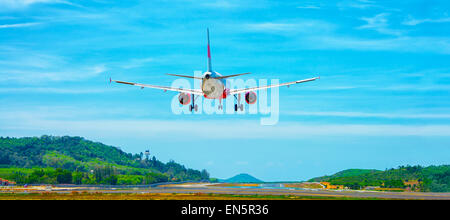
[{"left": 111, "top": 29, "right": 319, "bottom": 112}]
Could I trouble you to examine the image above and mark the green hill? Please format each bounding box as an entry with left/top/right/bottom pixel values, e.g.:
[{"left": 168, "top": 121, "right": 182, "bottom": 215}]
[
  {"left": 221, "top": 173, "right": 263, "bottom": 183},
  {"left": 309, "top": 169, "right": 381, "bottom": 182},
  {"left": 0, "top": 135, "right": 210, "bottom": 185},
  {"left": 309, "top": 165, "right": 450, "bottom": 192}
]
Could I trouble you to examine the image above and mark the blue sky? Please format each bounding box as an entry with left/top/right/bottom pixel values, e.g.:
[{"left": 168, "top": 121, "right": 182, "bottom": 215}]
[{"left": 1, "top": 0, "right": 450, "bottom": 181}]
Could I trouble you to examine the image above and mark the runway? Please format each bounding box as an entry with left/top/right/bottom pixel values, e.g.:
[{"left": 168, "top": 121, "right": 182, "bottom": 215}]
[
  {"left": 133, "top": 186, "right": 450, "bottom": 200},
  {"left": 8, "top": 183, "right": 449, "bottom": 200}
]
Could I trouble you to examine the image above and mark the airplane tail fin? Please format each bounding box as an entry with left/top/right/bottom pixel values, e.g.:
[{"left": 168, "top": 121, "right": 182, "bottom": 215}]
[{"left": 207, "top": 28, "right": 212, "bottom": 72}]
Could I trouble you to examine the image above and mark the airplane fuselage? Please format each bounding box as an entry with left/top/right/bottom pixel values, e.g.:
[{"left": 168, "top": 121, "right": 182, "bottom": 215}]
[{"left": 202, "top": 71, "right": 226, "bottom": 99}]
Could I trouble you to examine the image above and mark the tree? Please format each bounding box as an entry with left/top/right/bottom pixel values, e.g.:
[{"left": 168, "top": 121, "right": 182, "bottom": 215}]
[
  {"left": 93, "top": 166, "right": 118, "bottom": 185},
  {"left": 73, "top": 171, "right": 83, "bottom": 185},
  {"left": 201, "top": 169, "right": 210, "bottom": 181},
  {"left": 56, "top": 168, "right": 72, "bottom": 184},
  {"left": 0, "top": 136, "right": 211, "bottom": 185}
]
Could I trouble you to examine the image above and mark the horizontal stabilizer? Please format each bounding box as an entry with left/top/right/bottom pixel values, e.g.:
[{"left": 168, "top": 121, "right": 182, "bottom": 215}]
[
  {"left": 213, "top": 72, "right": 251, "bottom": 79},
  {"left": 166, "top": 73, "right": 203, "bottom": 79}
]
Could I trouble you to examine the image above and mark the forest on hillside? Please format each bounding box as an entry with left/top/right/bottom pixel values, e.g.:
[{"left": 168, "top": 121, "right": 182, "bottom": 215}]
[
  {"left": 0, "top": 136, "right": 209, "bottom": 185},
  {"left": 309, "top": 165, "right": 450, "bottom": 192}
]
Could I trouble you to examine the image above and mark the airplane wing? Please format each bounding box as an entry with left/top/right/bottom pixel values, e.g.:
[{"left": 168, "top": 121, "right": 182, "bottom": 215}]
[
  {"left": 112, "top": 79, "right": 204, "bottom": 95},
  {"left": 229, "top": 77, "right": 319, "bottom": 95}
]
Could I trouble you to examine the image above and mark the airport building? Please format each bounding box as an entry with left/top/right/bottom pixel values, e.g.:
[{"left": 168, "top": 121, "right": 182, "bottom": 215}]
[
  {"left": 320, "top": 182, "right": 345, "bottom": 190},
  {"left": 404, "top": 179, "right": 421, "bottom": 191},
  {"left": 0, "top": 178, "right": 15, "bottom": 186}
]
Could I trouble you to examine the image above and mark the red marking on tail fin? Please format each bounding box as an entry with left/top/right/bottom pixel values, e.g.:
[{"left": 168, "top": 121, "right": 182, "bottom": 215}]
[{"left": 208, "top": 44, "right": 211, "bottom": 58}]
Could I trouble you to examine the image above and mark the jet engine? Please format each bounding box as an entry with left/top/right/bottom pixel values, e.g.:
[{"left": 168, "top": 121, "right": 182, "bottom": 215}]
[
  {"left": 178, "top": 93, "right": 191, "bottom": 105},
  {"left": 245, "top": 91, "right": 257, "bottom": 104}
]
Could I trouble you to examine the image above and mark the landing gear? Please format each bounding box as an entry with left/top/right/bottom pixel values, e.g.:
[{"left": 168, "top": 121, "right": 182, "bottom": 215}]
[
  {"left": 218, "top": 98, "right": 223, "bottom": 110},
  {"left": 234, "top": 94, "right": 244, "bottom": 112},
  {"left": 234, "top": 103, "right": 243, "bottom": 111},
  {"left": 189, "top": 104, "right": 198, "bottom": 112},
  {"left": 190, "top": 94, "right": 198, "bottom": 112}
]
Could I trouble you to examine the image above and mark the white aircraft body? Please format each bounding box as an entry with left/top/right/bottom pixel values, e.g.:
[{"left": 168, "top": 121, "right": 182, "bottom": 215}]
[{"left": 111, "top": 29, "right": 319, "bottom": 112}]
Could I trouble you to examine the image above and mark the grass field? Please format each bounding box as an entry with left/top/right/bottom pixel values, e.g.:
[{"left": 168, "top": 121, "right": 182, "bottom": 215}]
[
  {"left": 283, "top": 183, "right": 323, "bottom": 189},
  {"left": 211, "top": 183, "right": 260, "bottom": 187}
]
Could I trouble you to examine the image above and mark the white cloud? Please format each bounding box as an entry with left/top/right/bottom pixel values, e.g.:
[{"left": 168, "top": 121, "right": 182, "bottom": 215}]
[
  {"left": 297, "top": 5, "right": 320, "bottom": 9},
  {"left": 0, "top": 49, "right": 107, "bottom": 82},
  {"left": 403, "top": 16, "right": 450, "bottom": 26},
  {"left": 378, "top": 84, "right": 450, "bottom": 91},
  {"left": 91, "top": 64, "right": 107, "bottom": 74},
  {"left": 0, "top": 106, "right": 153, "bottom": 121},
  {"left": 0, "top": 64, "right": 107, "bottom": 82},
  {"left": 0, "top": 22, "right": 41, "bottom": 28},
  {"left": 287, "top": 111, "right": 450, "bottom": 119},
  {"left": 338, "top": 0, "right": 377, "bottom": 10},
  {"left": 202, "top": 0, "right": 237, "bottom": 9},
  {"left": 121, "top": 57, "right": 155, "bottom": 69},
  {"left": 307, "top": 36, "right": 450, "bottom": 54},
  {"left": 246, "top": 22, "right": 298, "bottom": 31},
  {"left": 0, "top": 87, "right": 119, "bottom": 94},
  {"left": 245, "top": 20, "right": 335, "bottom": 33},
  {"left": 199, "top": 0, "right": 269, "bottom": 9},
  {"left": 243, "top": 18, "right": 450, "bottom": 54},
  {"left": 0, "top": 0, "right": 73, "bottom": 9},
  {"left": 2, "top": 116, "right": 450, "bottom": 139},
  {"left": 358, "top": 13, "right": 402, "bottom": 36}
]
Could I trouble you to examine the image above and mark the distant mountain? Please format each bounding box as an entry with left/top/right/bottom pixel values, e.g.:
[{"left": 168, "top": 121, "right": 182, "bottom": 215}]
[
  {"left": 309, "top": 169, "right": 380, "bottom": 182},
  {"left": 221, "top": 173, "right": 263, "bottom": 183}
]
